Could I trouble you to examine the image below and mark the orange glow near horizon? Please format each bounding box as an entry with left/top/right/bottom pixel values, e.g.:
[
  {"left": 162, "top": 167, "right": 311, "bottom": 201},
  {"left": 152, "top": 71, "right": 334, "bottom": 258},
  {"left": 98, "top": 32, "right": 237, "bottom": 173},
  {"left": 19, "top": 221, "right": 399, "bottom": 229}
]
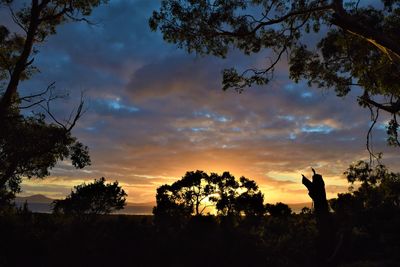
[
  {"left": 9, "top": 0, "right": 400, "bottom": 213},
  {"left": 20, "top": 158, "right": 350, "bottom": 205}
]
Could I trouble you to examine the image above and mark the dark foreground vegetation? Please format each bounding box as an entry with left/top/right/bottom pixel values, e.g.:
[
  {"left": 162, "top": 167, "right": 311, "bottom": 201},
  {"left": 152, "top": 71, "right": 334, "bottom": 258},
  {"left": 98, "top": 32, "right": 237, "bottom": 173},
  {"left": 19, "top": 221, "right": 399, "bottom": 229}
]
[
  {"left": 1, "top": 1, "right": 400, "bottom": 266},
  {"left": 1, "top": 206, "right": 399, "bottom": 267},
  {"left": 1, "top": 161, "right": 400, "bottom": 267}
]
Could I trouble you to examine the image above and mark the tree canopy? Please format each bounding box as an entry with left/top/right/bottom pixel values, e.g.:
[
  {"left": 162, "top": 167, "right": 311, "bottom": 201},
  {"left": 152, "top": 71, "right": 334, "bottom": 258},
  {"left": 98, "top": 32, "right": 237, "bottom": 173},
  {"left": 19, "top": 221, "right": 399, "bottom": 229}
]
[
  {"left": 0, "top": 0, "right": 108, "bottom": 110},
  {"left": 265, "top": 202, "right": 292, "bottom": 218},
  {"left": 0, "top": 111, "right": 90, "bottom": 206},
  {"left": 210, "top": 171, "right": 265, "bottom": 217},
  {"left": 153, "top": 170, "right": 265, "bottom": 225},
  {"left": 150, "top": 0, "right": 400, "bottom": 146},
  {"left": 0, "top": 0, "right": 106, "bottom": 207},
  {"left": 343, "top": 160, "right": 400, "bottom": 209},
  {"left": 52, "top": 177, "right": 127, "bottom": 215},
  {"left": 330, "top": 160, "right": 400, "bottom": 230}
]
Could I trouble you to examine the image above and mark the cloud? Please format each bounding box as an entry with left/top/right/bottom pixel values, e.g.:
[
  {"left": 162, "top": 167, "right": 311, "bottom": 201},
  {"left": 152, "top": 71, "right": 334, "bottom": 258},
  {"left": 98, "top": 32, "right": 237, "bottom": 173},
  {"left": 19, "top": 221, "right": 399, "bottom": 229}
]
[{"left": 8, "top": 0, "right": 399, "bottom": 203}]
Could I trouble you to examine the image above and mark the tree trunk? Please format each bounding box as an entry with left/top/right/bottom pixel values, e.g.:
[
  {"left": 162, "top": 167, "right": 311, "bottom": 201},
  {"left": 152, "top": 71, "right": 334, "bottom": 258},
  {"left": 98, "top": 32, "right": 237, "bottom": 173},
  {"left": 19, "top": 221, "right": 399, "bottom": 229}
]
[
  {"left": 302, "top": 170, "right": 335, "bottom": 265},
  {"left": 331, "top": 0, "right": 400, "bottom": 63},
  {"left": 0, "top": 0, "right": 40, "bottom": 115}
]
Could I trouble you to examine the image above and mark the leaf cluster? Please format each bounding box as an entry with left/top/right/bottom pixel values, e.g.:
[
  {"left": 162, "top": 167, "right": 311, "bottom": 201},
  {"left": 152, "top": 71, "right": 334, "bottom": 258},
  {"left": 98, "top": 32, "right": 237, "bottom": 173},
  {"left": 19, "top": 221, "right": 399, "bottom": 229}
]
[
  {"left": 153, "top": 170, "right": 265, "bottom": 226},
  {"left": 0, "top": 0, "right": 107, "bottom": 207},
  {"left": 0, "top": 25, "right": 37, "bottom": 89},
  {"left": 151, "top": 0, "right": 400, "bottom": 145},
  {"left": 0, "top": 110, "right": 90, "bottom": 204},
  {"left": 331, "top": 161, "right": 400, "bottom": 215},
  {"left": 1, "top": 0, "right": 108, "bottom": 95},
  {"left": 150, "top": 0, "right": 332, "bottom": 91},
  {"left": 52, "top": 177, "right": 126, "bottom": 215}
]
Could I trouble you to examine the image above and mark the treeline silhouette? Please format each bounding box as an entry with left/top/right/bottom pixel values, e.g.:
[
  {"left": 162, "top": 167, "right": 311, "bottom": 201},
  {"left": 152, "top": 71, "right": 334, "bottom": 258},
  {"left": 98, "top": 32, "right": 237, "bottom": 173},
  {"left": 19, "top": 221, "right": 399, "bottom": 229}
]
[{"left": 1, "top": 161, "right": 400, "bottom": 267}]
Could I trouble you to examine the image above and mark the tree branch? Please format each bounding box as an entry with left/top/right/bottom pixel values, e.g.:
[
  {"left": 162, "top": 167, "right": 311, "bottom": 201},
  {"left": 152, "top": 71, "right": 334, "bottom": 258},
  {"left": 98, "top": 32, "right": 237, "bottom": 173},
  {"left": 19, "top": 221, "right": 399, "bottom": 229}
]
[
  {"left": 37, "top": 89, "right": 86, "bottom": 132},
  {"left": 217, "top": 4, "right": 333, "bottom": 37},
  {"left": 366, "top": 106, "right": 381, "bottom": 165},
  {"left": 19, "top": 82, "right": 56, "bottom": 109},
  {"left": 0, "top": 0, "right": 41, "bottom": 112},
  {"left": 359, "top": 94, "right": 400, "bottom": 114},
  {"left": 331, "top": 2, "right": 400, "bottom": 62}
]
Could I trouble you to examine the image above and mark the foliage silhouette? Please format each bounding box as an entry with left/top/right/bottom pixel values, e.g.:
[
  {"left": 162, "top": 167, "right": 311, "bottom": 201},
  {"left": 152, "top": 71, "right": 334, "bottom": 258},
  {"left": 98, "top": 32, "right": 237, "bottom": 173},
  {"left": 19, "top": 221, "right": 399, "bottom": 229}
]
[
  {"left": 1, "top": 163, "right": 400, "bottom": 266},
  {"left": 265, "top": 202, "right": 292, "bottom": 218},
  {"left": 0, "top": 0, "right": 106, "bottom": 208},
  {"left": 152, "top": 183, "right": 193, "bottom": 228},
  {"left": 153, "top": 170, "right": 265, "bottom": 227},
  {"left": 211, "top": 172, "right": 265, "bottom": 217},
  {"left": 150, "top": 0, "right": 400, "bottom": 145},
  {"left": 0, "top": 0, "right": 107, "bottom": 111},
  {"left": 52, "top": 177, "right": 126, "bottom": 216},
  {"left": 0, "top": 111, "right": 90, "bottom": 207},
  {"left": 327, "top": 161, "right": 400, "bottom": 266},
  {"left": 331, "top": 160, "right": 400, "bottom": 216}
]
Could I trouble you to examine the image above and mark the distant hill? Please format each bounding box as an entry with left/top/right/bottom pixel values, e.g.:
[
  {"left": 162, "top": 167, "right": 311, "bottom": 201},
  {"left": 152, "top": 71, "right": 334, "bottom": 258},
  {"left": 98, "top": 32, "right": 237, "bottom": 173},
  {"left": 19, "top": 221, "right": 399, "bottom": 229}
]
[
  {"left": 14, "top": 194, "right": 156, "bottom": 214},
  {"left": 14, "top": 195, "right": 311, "bottom": 215},
  {"left": 16, "top": 194, "right": 54, "bottom": 204},
  {"left": 14, "top": 194, "right": 55, "bottom": 213}
]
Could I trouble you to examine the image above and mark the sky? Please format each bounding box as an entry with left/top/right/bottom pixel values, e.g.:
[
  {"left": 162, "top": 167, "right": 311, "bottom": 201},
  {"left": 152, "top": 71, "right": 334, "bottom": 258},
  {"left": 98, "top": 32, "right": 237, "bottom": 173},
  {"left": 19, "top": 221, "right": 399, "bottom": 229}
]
[{"left": 5, "top": 0, "right": 400, "bottom": 204}]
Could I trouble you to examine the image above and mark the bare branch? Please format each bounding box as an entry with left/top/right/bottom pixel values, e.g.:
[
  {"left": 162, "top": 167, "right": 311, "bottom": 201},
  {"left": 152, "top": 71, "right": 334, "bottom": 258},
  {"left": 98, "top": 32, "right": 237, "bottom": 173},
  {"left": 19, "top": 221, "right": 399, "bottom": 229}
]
[
  {"left": 19, "top": 82, "right": 56, "bottom": 102},
  {"left": 65, "top": 93, "right": 86, "bottom": 132},
  {"left": 25, "top": 57, "right": 35, "bottom": 67},
  {"left": 19, "top": 82, "right": 55, "bottom": 109},
  {"left": 65, "top": 13, "right": 99, "bottom": 26},
  {"left": 8, "top": 5, "right": 28, "bottom": 33},
  {"left": 19, "top": 98, "right": 46, "bottom": 109},
  {"left": 217, "top": 4, "right": 333, "bottom": 37},
  {"left": 366, "top": 106, "right": 381, "bottom": 166},
  {"left": 26, "top": 83, "right": 86, "bottom": 132}
]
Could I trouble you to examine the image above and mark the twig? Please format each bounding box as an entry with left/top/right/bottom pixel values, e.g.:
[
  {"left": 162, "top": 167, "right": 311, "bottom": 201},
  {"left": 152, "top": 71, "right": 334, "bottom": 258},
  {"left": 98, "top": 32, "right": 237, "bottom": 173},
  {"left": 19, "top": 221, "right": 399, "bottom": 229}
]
[{"left": 366, "top": 106, "right": 380, "bottom": 165}]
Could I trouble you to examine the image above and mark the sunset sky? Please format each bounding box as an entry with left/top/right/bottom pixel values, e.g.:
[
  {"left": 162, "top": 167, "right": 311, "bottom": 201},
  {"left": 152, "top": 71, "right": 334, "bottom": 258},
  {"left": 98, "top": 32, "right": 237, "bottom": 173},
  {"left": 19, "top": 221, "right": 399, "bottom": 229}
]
[{"left": 7, "top": 0, "right": 400, "bottom": 204}]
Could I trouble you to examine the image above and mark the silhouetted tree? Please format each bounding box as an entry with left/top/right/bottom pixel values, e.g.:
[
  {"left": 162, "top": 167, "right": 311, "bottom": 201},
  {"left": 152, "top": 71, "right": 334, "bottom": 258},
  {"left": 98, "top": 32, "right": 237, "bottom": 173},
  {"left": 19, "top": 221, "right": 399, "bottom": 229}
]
[
  {"left": 302, "top": 169, "right": 329, "bottom": 218},
  {"left": 0, "top": 112, "right": 90, "bottom": 206},
  {"left": 150, "top": 0, "right": 400, "bottom": 145},
  {"left": 329, "top": 192, "right": 362, "bottom": 227},
  {"left": 236, "top": 176, "right": 265, "bottom": 217},
  {"left": 52, "top": 177, "right": 126, "bottom": 215},
  {"left": 333, "top": 160, "right": 400, "bottom": 212},
  {"left": 209, "top": 172, "right": 239, "bottom": 216},
  {"left": 302, "top": 168, "right": 333, "bottom": 263},
  {"left": 328, "top": 162, "right": 400, "bottom": 265},
  {"left": 211, "top": 172, "right": 265, "bottom": 217},
  {"left": 174, "top": 170, "right": 215, "bottom": 215},
  {"left": 265, "top": 202, "right": 292, "bottom": 218},
  {"left": 154, "top": 171, "right": 265, "bottom": 226},
  {"left": 300, "top": 206, "right": 312, "bottom": 215},
  {"left": 0, "top": 0, "right": 106, "bottom": 207},
  {"left": 153, "top": 170, "right": 214, "bottom": 223},
  {"left": 0, "top": 0, "right": 107, "bottom": 112},
  {"left": 152, "top": 184, "right": 193, "bottom": 228}
]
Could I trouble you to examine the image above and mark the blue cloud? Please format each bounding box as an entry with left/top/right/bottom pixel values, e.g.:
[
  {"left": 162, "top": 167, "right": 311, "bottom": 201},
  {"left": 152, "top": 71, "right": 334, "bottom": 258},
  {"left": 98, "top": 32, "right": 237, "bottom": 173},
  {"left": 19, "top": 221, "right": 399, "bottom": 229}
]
[{"left": 300, "top": 124, "right": 335, "bottom": 134}]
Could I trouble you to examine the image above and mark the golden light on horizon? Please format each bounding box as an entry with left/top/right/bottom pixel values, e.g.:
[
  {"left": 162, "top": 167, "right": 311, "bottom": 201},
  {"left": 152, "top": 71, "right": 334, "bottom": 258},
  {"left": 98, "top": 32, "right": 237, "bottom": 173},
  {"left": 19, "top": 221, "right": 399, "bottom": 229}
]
[{"left": 19, "top": 158, "right": 349, "bottom": 206}]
